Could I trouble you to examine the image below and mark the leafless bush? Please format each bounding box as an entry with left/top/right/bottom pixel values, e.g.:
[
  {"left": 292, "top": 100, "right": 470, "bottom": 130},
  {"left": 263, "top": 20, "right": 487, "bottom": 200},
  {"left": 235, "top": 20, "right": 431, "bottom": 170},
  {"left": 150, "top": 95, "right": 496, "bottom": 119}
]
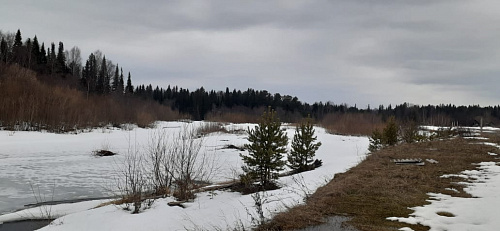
[
  {"left": 195, "top": 122, "right": 228, "bottom": 136},
  {"left": 116, "top": 147, "right": 148, "bottom": 214},
  {"left": 400, "top": 121, "right": 420, "bottom": 143},
  {"left": 244, "top": 191, "right": 269, "bottom": 228},
  {"left": 169, "top": 126, "right": 219, "bottom": 200},
  {"left": 115, "top": 124, "right": 219, "bottom": 213},
  {"left": 146, "top": 129, "right": 174, "bottom": 196},
  {"left": 146, "top": 125, "right": 219, "bottom": 201}
]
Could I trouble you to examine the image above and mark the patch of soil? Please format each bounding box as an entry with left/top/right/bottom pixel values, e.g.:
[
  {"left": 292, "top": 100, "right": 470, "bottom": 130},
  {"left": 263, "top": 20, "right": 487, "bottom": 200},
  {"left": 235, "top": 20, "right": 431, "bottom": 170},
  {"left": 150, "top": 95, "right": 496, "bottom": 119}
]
[
  {"left": 223, "top": 144, "right": 246, "bottom": 151},
  {"left": 230, "top": 182, "right": 280, "bottom": 195},
  {"left": 93, "top": 150, "right": 117, "bottom": 157}
]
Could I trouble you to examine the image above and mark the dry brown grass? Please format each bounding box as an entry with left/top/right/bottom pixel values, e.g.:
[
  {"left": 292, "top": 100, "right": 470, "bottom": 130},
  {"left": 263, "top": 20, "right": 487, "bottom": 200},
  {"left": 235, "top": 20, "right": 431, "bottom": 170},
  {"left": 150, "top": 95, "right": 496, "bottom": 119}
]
[
  {"left": 205, "top": 106, "right": 265, "bottom": 124},
  {"left": 320, "top": 113, "right": 386, "bottom": 136},
  {"left": 261, "top": 135, "right": 499, "bottom": 231}
]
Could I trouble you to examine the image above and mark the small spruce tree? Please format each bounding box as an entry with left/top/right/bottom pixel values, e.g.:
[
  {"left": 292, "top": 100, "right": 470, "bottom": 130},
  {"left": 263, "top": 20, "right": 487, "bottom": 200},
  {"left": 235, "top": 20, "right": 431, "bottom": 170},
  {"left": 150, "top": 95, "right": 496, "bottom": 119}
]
[
  {"left": 369, "top": 116, "right": 399, "bottom": 152},
  {"left": 288, "top": 117, "right": 322, "bottom": 172},
  {"left": 383, "top": 116, "right": 398, "bottom": 145},
  {"left": 241, "top": 107, "right": 288, "bottom": 188}
]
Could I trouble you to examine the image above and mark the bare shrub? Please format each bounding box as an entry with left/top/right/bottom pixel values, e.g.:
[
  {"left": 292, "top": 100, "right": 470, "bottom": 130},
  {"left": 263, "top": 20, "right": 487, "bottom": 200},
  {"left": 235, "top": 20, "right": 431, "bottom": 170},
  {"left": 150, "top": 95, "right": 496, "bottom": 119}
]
[
  {"left": 116, "top": 147, "right": 148, "bottom": 214},
  {"left": 400, "top": 121, "right": 420, "bottom": 143},
  {"left": 195, "top": 122, "right": 228, "bottom": 136},
  {"left": 29, "top": 182, "right": 55, "bottom": 221},
  {"left": 146, "top": 129, "right": 173, "bottom": 196},
  {"left": 169, "top": 126, "right": 219, "bottom": 200},
  {"left": 146, "top": 125, "right": 219, "bottom": 201}
]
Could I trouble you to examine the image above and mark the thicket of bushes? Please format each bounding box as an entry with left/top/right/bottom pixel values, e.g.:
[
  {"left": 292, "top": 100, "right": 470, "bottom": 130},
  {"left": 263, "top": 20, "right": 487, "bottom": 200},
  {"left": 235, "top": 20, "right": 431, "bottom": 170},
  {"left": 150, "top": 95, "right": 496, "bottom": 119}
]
[{"left": 0, "top": 64, "right": 182, "bottom": 131}]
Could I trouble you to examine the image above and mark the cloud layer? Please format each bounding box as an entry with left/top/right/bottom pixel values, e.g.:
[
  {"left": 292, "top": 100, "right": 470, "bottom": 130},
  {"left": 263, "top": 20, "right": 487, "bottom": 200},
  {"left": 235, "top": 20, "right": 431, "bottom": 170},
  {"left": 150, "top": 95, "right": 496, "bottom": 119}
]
[{"left": 1, "top": 0, "right": 499, "bottom": 106}]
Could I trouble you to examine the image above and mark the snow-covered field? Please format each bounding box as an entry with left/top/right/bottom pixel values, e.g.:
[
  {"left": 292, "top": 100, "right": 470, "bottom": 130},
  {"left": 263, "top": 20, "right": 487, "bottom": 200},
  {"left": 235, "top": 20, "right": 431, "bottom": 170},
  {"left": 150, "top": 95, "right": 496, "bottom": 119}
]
[
  {"left": 0, "top": 121, "right": 369, "bottom": 230},
  {"left": 2, "top": 122, "right": 498, "bottom": 230}
]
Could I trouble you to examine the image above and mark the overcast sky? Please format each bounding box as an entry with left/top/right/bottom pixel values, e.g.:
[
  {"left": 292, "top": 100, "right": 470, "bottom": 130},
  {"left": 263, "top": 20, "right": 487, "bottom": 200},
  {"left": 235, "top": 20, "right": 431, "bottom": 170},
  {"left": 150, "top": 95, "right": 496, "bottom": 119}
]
[{"left": 1, "top": 0, "right": 499, "bottom": 107}]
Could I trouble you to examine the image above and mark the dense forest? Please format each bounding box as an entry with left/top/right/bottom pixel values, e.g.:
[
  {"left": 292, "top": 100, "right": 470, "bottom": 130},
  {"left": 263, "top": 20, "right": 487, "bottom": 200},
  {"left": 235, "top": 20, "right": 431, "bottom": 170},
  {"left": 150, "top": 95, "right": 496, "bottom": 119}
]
[{"left": 1, "top": 29, "right": 499, "bottom": 133}]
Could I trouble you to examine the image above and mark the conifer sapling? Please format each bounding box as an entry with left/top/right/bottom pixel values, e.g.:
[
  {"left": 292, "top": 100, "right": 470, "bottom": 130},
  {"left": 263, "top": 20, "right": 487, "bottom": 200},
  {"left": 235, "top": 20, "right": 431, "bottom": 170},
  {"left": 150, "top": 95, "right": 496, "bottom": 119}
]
[
  {"left": 241, "top": 107, "right": 288, "bottom": 188},
  {"left": 288, "top": 117, "right": 322, "bottom": 172}
]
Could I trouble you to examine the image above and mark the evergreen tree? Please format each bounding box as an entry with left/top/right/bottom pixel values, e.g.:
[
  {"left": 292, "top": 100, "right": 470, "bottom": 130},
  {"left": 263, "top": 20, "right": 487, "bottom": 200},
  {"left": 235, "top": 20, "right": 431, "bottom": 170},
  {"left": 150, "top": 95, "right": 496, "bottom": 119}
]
[
  {"left": 13, "top": 29, "right": 22, "bottom": 47},
  {"left": 126, "top": 72, "right": 133, "bottom": 94},
  {"left": 40, "top": 43, "right": 47, "bottom": 64},
  {"left": 1, "top": 37, "right": 8, "bottom": 63},
  {"left": 56, "top": 42, "right": 66, "bottom": 73},
  {"left": 96, "top": 56, "right": 108, "bottom": 94},
  {"left": 383, "top": 116, "right": 398, "bottom": 145},
  {"left": 12, "top": 29, "right": 23, "bottom": 64},
  {"left": 98, "top": 56, "right": 110, "bottom": 94},
  {"left": 48, "top": 42, "right": 56, "bottom": 74},
  {"left": 368, "top": 116, "right": 399, "bottom": 152},
  {"left": 82, "top": 53, "right": 97, "bottom": 95},
  {"left": 25, "top": 38, "right": 32, "bottom": 68},
  {"left": 31, "top": 36, "right": 41, "bottom": 65},
  {"left": 118, "top": 68, "right": 125, "bottom": 93},
  {"left": 368, "top": 129, "right": 384, "bottom": 152},
  {"left": 288, "top": 117, "right": 322, "bottom": 172},
  {"left": 241, "top": 107, "right": 288, "bottom": 187},
  {"left": 112, "top": 65, "right": 119, "bottom": 92}
]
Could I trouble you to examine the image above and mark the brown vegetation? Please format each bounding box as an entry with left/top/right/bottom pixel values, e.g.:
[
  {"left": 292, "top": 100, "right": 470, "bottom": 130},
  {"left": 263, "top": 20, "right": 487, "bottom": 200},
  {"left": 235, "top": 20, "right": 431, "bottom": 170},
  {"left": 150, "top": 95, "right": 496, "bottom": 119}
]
[
  {"left": 261, "top": 136, "right": 499, "bottom": 230},
  {"left": 0, "top": 64, "right": 182, "bottom": 131},
  {"left": 320, "top": 112, "right": 386, "bottom": 136},
  {"left": 206, "top": 106, "right": 305, "bottom": 124},
  {"left": 205, "top": 106, "right": 268, "bottom": 124}
]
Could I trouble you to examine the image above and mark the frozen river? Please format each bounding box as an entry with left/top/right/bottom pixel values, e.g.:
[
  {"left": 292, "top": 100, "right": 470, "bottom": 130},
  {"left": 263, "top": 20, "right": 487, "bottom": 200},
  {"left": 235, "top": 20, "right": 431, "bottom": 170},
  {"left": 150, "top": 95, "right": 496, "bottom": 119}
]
[
  {"left": 0, "top": 129, "right": 129, "bottom": 215},
  {"left": 0, "top": 121, "right": 251, "bottom": 215}
]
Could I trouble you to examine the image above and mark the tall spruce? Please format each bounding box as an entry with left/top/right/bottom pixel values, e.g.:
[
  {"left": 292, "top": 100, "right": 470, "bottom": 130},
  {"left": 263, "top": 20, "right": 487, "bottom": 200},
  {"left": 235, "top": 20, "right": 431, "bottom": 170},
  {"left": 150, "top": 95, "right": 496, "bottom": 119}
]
[
  {"left": 40, "top": 43, "right": 47, "bottom": 64},
  {"left": 288, "top": 116, "right": 322, "bottom": 172},
  {"left": 118, "top": 68, "right": 125, "bottom": 93},
  {"left": 112, "top": 65, "right": 119, "bottom": 92},
  {"left": 383, "top": 116, "right": 398, "bottom": 145},
  {"left": 56, "top": 42, "right": 66, "bottom": 73},
  {"left": 31, "top": 36, "right": 41, "bottom": 65},
  {"left": 241, "top": 107, "right": 288, "bottom": 187},
  {"left": 49, "top": 42, "right": 56, "bottom": 75},
  {"left": 0, "top": 37, "right": 7, "bottom": 63},
  {"left": 12, "top": 29, "right": 23, "bottom": 64},
  {"left": 126, "top": 72, "right": 133, "bottom": 94}
]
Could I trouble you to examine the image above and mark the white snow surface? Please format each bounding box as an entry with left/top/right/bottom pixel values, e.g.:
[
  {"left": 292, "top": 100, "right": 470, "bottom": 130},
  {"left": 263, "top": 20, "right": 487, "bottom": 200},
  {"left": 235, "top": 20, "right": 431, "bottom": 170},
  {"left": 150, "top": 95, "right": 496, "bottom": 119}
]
[
  {"left": 387, "top": 162, "right": 500, "bottom": 231},
  {"left": 0, "top": 121, "right": 369, "bottom": 230}
]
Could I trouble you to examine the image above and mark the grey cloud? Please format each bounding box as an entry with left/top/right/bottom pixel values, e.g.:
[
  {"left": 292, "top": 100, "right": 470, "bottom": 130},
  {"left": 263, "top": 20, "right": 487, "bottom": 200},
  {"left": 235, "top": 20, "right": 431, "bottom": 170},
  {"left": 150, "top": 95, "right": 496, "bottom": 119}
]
[{"left": 1, "top": 0, "right": 499, "bottom": 106}]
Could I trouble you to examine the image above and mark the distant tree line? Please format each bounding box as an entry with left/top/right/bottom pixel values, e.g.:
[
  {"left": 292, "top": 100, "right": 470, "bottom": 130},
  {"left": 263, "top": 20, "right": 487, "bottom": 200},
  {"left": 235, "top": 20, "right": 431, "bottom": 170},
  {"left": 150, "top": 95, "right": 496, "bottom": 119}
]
[{"left": 1, "top": 29, "right": 499, "bottom": 127}]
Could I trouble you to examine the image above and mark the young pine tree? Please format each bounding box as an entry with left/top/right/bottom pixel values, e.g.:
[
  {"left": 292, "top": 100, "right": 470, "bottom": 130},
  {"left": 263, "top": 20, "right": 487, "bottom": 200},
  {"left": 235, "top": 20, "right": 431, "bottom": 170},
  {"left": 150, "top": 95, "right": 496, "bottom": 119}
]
[
  {"left": 288, "top": 117, "right": 322, "bottom": 172},
  {"left": 383, "top": 116, "right": 398, "bottom": 145},
  {"left": 368, "top": 116, "right": 399, "bottom": 152},
  {"left": 241, "top": 107, "right": 288, "bottom": 188}
]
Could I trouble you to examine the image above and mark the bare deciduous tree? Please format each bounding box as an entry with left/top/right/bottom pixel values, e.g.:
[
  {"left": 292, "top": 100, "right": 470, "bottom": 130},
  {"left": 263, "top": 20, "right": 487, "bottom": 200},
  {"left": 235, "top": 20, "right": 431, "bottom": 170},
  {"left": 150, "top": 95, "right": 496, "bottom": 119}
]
[{"left": 65, "top": 46, "right": 82, "bottom": 77}]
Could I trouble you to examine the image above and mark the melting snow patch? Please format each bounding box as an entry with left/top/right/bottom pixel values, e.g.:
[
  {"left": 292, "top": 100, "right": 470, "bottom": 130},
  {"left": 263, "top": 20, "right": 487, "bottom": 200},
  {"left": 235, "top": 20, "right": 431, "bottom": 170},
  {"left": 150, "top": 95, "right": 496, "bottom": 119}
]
[
  {"left": 464, "top": 137, "right": 488, "bottom": 140},
  {"left": 488, "top": 152, "right": 498, "bottom": 156},
  {"left": 426, "top": 159, "right": 439, "bottom": 164},
  {"left": 398, "top": 227, "right": 414, "bottom": 231},
  {"left": 445, "top": 188, "right": 459, "bottom": 193},
  {"left": 482, "top": 142, "right": 500, "bottom": 149},
  {"left": 387, "top": 162, "right": 500, "bottom": 230}
]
